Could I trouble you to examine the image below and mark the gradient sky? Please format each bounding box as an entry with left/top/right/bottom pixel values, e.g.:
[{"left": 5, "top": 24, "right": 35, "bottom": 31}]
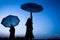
[{"left": 0, "top": 0, "right": 60, "bottom": 39}]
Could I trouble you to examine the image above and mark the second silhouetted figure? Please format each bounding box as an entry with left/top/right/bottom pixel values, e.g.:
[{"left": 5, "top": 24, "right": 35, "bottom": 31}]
[
  {"left": 25, "top": 18, "right": 34, "bottom": 40},
  {"left": 9, "top": 24, "right": 15, "bottom": 40}
]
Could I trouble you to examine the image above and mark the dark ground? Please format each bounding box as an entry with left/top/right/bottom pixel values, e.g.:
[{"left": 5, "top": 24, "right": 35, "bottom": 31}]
[{"left": 0, "top": 37, "right": 60, "bottom": 40}]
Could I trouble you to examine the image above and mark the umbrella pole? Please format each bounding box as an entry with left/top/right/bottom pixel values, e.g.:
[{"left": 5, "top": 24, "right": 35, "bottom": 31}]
[
  {"left": 30, "top": 12, "right": 33, "bottom": 28},
  {"left": 30, "top": 12, "right": 34, "bottom": 38},
  {"left": 30, "top": 12, "right": 32, "bottom": 20}
]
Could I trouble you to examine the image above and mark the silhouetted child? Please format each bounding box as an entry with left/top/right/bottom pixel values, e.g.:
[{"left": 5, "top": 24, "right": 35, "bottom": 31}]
[
  {"left": 9, "top": 25, "right": 15, "bottom": 40},
  {"left": 25, "top": 18, "right": 34, "bottom": 40}
]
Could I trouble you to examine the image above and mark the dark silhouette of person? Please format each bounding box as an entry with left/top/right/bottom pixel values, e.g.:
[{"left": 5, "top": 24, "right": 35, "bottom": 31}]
[
  {"left": 25, "top": 18, "right": 34, "bottom": 40},
  {"left": 9, "top": 24, "right": 15, "bottom": 40}
]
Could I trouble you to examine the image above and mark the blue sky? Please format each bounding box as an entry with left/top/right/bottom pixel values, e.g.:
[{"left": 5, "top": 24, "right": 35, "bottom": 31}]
[{"left": 0, "top": 0, "right": 60, "bottom": 39}]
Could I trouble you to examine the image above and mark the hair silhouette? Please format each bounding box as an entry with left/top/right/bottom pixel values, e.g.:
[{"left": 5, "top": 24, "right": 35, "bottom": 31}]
[
  {"left": 25, "top": 18, "right": 34, "bottom": 40},
  {"left": 9, "top": 24, "right": 15, "bottom": 40}
]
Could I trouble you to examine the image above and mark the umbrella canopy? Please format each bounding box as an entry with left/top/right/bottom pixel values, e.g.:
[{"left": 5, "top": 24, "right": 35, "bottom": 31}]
[
  {"left": 21, "top": 3, "right": 43, "bottom": 13},
  {"left": 1, "top": 15, "right": 20, "bottom": 27}
]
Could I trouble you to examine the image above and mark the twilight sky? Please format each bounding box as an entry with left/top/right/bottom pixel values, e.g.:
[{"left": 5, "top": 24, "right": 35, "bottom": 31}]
[{"left": 0, "top": 0, "right": 60, "bottom": 39}]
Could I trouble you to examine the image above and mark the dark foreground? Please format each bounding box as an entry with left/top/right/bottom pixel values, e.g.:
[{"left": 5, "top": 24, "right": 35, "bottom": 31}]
[{"left": 0, "top": 37, "right": 60, "bottom": 40}]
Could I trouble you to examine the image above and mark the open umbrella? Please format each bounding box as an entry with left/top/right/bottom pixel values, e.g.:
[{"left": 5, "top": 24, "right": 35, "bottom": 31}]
[
  {"left": 21, "top": 3, "right": 43, "bottom": 13},
  {"left": 21, "top": 3, "right": 43, "bottom": 38},
  {"left": 1, "top": 15, "right": 20, "bottom": 27},
  {"left": 21, "top": 3, "right": 43, "bottom": 27}
]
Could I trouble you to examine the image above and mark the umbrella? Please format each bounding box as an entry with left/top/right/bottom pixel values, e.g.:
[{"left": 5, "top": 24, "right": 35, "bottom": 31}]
[
  {"left": 21, "top": 3, "right": 43, "bottom": 26},
  {"left": 21, "top": 3, "right": 43, "bottom": 19},
  {"left": 1, "top": 15, "right": 20, "bottom": 27},
  {"left": 21, "top": 3, "right": 43, "bottom": 13}
]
